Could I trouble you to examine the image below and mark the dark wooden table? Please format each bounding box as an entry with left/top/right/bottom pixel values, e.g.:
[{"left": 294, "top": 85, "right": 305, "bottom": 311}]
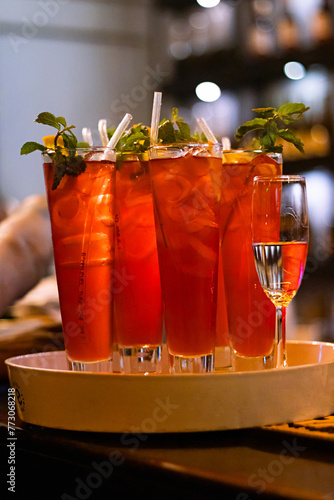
[{"left": 1, "top": 383, "right": 334, "bottom": 500}]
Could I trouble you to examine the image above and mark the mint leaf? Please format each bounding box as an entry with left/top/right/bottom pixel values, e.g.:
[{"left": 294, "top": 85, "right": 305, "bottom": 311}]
[
  {"left": 62, "top": 131, "right": 77, "bottom": 150},
  {"left": 158, "top": 119, "right": 176, "bottom": 143},
  {"left": 236, "top": 118, "right": 267, "bottom": 141},
  {"left": 267, "top": 120, "right": 279, "bottom": 145},
  {"left": 56, "top": 116, "right": 67, "bottom": 128},
  {"left": 158, "top": 108, "right": 202, "bottom": 144},
  {"left": 261, "top": 132, "right": 275, "bottom": 150},
  {"left": 52, "top": 159, "right": 67, "bottom": 190},
  {"left": 123, "top": 132, "right": 146, "bottom": 147},
  {"left": 252, "top": 107, "right": 277, "bottom": 118},
  {"left": 278, "top": 103, "right": 310, "bottom": 124},
  {"left": 277, "top": 129, "right": 305, "bottom": 153},
  {"left": 116, "top": 124, "right": 151, "bottom": 153},
  {"left": 35, "top": 112, "right": 60, "bottom": 130},
  {"left": 176, "top": 119, "right": 191, "bottom": 141},
  {"left": 278, "top": 103, "right": 309, "bottom": 117},
  {"left": 175, "top": 119, "right": 191, "bottom": 142},
  {"left": 21, "top": 141, "right": 47, "bottom": 155}
]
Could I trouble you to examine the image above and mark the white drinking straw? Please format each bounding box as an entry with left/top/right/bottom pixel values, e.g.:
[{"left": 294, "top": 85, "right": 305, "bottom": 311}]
[
  {"left": 106, "top": 113, "right": 133, "bottom": 149},
  {"left": 196, "top": 117, "right": 218, "bottom": 144},
  {"left": 98, "top": 119, "right": 109, "bottom": 147},
  {"left": 82, "top": 127, "right": 93, "bottom": 147},
  {"left": 150, "top": 92, "right": 162, "bottom": 145},
  {"left": 222, "top": 136, "right": 231, "bottom": 150}
]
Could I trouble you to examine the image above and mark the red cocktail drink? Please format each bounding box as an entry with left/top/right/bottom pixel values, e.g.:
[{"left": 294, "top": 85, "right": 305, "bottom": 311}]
[
  {"left": 220, "top": 151, "right": 282, "bottom": 369},
  {"left": 114, "top": 153, "right": 163, "bottom": 372},
  {"left": 43, "top": 148, "right": 116, "bottom": 371},
  {"left": 149, "top": 144, "right": 222, "bottom": 373}
]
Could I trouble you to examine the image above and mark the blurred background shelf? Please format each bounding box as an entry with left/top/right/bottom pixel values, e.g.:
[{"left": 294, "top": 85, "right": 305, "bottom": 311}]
[{"left": 163, "top": 40, "right": 334, "bottom": 98}]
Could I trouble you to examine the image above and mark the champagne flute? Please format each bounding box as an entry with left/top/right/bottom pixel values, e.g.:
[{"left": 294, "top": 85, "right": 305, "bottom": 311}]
[{"left": 251, "top": 175, "right": 309, "bottom": 368}]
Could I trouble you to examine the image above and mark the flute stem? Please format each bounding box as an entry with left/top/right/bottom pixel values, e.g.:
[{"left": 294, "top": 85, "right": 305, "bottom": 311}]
[{"left": 275, "top": 305, "right": 287, "bottom": 368}]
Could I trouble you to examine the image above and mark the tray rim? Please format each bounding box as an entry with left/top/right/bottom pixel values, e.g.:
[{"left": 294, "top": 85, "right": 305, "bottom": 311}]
[{"left": 5, "top": 339, "right": 334, "bottom": 378}]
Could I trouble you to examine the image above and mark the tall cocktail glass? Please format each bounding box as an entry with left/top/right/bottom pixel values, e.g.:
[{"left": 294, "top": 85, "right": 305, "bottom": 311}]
[
  {"left": 148, "top": 143, "right": 222, "bottom": 373},
  {"left": 220, "top": 150, "right": 282, "bottom": 370},
  {"left": 43, "top": 147, "right": 116, "bottom": 371},
  {"left": 114, "top": 152, "right": 163, "bottom": 373}
]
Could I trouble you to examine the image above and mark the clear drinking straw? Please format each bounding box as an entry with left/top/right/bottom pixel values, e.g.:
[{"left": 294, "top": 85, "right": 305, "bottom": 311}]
[
  {"left": 196, "top": 117, "right": 218, "bottom": 144},
  {"left": 107, "top": 113, "right": 133, "bottom": 149},
  {"left": 98, "top": 119, "right": 109, "bottom": 147},
  {"left": 150, "top": 92, "right": 162, "bottom": 146},
  {"left": 82, "top": 127, "right": 93, "bottom": 147},
  {"left": 222, "top": 136, "right": 231, "bottom": 150}
]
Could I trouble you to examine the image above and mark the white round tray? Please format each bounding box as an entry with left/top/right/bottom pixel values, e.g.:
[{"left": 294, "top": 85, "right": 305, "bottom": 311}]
[{"left": 5, "top": 341, "right": 334, "bottom": 433}]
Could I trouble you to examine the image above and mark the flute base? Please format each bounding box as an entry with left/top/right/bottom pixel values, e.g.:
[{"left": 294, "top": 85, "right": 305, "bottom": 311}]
[
  {"left": 69, "top": 358, "right": 112, "bottom": 373},
  {"left": 119, "top": 345, "right": 162, "bottom": 374},
  {"left": 169, "top": 353, "right": 214, "bottom": 374}
]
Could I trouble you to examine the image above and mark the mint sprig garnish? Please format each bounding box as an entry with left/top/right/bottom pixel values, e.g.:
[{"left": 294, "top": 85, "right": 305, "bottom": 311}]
[
  {"left": 158, "top": 108, "right": 206, "bottom": 143},
  {"left": 107, "top": 109, "right": 206, "bottom": 156},
  {"left": 235, "top": 102, "right": 310, "bottom": 153},
  {"left": 21, "top": 112, "right": 89, "bottom": 189},
  {"left": 109, "top": 123, "right": 151, "bottom": 154}
]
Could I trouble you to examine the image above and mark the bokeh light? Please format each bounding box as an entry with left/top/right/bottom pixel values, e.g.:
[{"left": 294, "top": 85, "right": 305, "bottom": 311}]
[
  {"left": 195, "top": 82, "right": 221, "bottom": 102},
  {"left": 284, "top": 61, "right": 306, "bottom": 80},
  {"left": 196, "top": 0, "right": 220, "bottom": 8}
]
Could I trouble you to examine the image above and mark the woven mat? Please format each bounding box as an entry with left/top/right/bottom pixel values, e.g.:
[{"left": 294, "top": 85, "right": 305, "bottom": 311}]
[{"left": 265, "top": 414, "right": 334, "bottom": 441}]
